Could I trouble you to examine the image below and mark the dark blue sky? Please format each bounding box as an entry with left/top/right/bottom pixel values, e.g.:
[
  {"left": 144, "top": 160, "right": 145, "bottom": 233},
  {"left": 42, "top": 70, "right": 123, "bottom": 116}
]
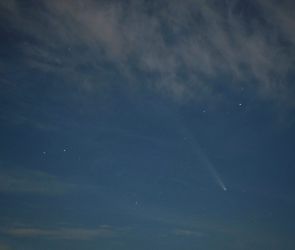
[{"left": 0, "top": 0, "right": 295, "bottom": 249}]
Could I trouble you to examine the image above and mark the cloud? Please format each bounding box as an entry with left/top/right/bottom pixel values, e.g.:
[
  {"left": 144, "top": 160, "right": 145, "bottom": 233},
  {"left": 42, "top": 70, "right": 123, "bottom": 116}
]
[
  {"left": 1, "top": 0, "right": 294, "bottom": 104},
  {"left": 2, "top": 225, "right": 117, "bottom": 240},
  {"left": 173, "top": 228, "right": 205, "bottom": 238},
  {"left": 0, "top": 167, "right": 75, "bottom": 195},
  {"left": 0, "top": 243, "right": 12, "bottom": 250}
]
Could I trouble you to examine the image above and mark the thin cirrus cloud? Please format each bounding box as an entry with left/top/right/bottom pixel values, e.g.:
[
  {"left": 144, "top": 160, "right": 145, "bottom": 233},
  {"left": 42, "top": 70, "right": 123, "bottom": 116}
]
[
  {"left": 0, "top": 167, "right": 75, "bottom": 195},
  {"left": 2, "top": 225, "right": 117, "bottom": 240},
  {"left": 1, "top": 0, "right": 294, "bottom": 103},
  {"left": 0, "top": 243, "right": 11, "bottom": 250},
  {"left": 173, "top": 228, "right": 205, "bottom": 238}
]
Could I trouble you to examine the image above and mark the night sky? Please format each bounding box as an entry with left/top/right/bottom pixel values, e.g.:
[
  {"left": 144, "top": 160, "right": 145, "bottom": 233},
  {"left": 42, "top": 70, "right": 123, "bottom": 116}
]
[{"left": 0, "top": 0, "right": 295, "bottom": 249}]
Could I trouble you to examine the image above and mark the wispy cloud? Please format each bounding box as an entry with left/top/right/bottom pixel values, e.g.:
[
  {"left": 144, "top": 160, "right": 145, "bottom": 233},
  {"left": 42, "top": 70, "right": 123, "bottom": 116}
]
[
  {"left": 2, "top": 225, "right": 117, "bottom": 240},
  {"left": 0, "top": 167, "right": 75, "bottom": 195},
  {"left": 1, "top": 0, "right": 294, "bottom": 104},
  {"left": 173, "top": 228, "right": 205, "bottom": 238},
  {"left": 0, "top": 243, "right": 12, "bottom": 250}
]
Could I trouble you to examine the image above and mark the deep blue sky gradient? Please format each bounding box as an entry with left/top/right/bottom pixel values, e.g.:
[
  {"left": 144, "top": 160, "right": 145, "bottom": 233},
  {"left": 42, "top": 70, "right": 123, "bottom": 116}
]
[{"left": 0, "top": 0, "right": 295, "bottom": 249}]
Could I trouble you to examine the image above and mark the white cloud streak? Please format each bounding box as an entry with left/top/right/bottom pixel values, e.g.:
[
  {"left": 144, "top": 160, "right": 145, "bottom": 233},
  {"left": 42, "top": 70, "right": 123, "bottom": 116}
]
[
  {"left": 2, "top": 225, "right": 117, "bottom": 240},
  {"left": 0, "top": 167, "right": 75, "bottom": 195}
]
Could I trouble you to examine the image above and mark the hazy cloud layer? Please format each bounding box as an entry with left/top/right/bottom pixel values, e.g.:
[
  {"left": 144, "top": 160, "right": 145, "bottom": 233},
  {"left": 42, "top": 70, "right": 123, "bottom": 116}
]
[
  {"left": 0, "top": 167, "right": 75, "bottom": 195},
  {"left": 2, "top": 225, "right": 117, "bottom": 240},
  {"left": 173, "top": 228, "right": 205, "bottom": 238},
  {"left": 0, "top": 243, "right": 11, "bottom": 250},
  {"left": 1, "top": 0, "right": 294, "bottom": 103}
]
